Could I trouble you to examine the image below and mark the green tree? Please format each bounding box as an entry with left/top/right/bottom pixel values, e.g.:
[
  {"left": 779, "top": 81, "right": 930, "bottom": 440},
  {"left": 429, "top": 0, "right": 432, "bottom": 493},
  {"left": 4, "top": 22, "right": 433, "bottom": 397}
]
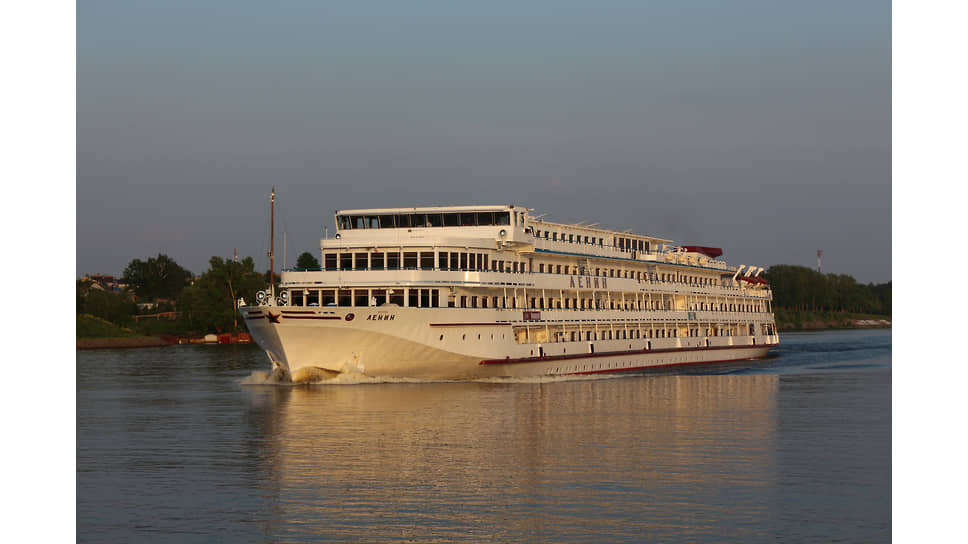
[
  {"left": 178, "top": 256, "right": 266, "bottom": 333},
  {"left": 296, "top": 251, "right": 320, "bottom": 270},
  {"left": 77, "top": 280, "right": 138, "bottom": 324},
  {"left": 122, "top": 254, "right": 192, "bottom": 300}
]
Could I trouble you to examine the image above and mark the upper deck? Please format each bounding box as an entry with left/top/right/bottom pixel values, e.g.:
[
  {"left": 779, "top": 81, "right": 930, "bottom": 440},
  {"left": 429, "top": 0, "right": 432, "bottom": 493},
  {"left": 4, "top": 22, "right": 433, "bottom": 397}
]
[{"left": 325, "top": 204, "right": 733, "bottom": 271}]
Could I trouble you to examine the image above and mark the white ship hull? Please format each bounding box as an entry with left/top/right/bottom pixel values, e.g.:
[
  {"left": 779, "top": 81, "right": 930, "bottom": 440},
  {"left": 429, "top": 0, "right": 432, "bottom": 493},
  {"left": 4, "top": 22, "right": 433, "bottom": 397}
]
[
  {"left": 243, "top": 202, "right": 778, "bottom": 382},
  {"left": 243, "top": 305, "right": 776, "bottom": 381}
]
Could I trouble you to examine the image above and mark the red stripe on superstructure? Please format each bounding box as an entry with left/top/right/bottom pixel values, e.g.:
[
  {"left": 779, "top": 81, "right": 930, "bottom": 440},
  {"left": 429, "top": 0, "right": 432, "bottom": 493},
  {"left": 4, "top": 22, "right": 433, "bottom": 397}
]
[
  {"left": 479, "top": 343, "right": 768, "bottom": 366},
  {"left": 281, "top": 315, "right": 341, "bottom": 320}
]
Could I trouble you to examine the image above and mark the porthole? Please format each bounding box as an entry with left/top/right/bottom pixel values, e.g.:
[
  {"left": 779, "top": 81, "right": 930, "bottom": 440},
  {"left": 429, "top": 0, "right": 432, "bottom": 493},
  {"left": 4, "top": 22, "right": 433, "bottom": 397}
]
[
  {"left": 440, "top": 335, "right": 444, "bottom": 341},
  {"left": 462, "top": 334, "right": 466, "bottom": 341}
]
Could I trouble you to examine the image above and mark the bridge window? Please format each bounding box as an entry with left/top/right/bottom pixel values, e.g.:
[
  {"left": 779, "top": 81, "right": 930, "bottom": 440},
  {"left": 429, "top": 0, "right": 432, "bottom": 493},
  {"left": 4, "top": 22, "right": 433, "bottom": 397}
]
[
  {"left": 460, "top": 213, "right": 476, "bottom": 226},
  {"left": 443, "top": 213, "right": 459, "bottom": 227},
  {"left": 420, "top": 252, "right": 434, "bottom": 270},
  {"left": 478, "top": 212, "right": 495, "bottom": 226},
  {"left": 378, "top": 215, "right": 396, "bottom": 228}
]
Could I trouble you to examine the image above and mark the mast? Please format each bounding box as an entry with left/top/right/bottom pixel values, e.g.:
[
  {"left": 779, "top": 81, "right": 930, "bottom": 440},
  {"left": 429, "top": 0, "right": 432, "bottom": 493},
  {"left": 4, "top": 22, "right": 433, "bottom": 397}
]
[{"left": 269, "top": 188, "right": 275, "bottom": 299}]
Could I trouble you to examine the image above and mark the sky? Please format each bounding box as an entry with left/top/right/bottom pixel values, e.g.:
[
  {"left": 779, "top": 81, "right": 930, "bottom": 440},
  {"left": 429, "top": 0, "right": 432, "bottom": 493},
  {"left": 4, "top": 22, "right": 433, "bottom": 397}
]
[{"left": 76, "top": 0, "right": 891, "bottom": 283}]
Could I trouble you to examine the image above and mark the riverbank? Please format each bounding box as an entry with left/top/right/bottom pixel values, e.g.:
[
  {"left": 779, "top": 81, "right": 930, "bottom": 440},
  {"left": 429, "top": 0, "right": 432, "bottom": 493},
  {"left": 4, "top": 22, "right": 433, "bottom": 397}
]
[
  {"left": 76, "top": 336, "right": 173, "bottom": 350},
  {"left": 775, "top": 311, "right": 891, "bottom": 332}
]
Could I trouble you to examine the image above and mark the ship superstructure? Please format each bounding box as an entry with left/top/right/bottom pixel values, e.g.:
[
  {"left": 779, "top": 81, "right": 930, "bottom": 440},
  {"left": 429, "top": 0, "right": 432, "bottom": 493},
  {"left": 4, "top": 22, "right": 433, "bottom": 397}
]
[{"left": 242, "top": 204, "right": 778, "bottom": 381}]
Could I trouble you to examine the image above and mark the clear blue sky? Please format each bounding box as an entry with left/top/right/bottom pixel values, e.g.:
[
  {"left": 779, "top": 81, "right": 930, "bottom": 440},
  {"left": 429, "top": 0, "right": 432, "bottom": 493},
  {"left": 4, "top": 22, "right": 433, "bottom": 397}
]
[{"left": 77, "top": 0, "right": 891, "bottom": 283}]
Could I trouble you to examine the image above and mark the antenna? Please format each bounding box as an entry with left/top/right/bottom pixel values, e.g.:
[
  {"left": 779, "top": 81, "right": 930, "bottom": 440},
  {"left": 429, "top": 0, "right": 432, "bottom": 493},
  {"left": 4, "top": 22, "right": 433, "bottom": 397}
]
[
  {"left": 269, "top": 188, "right": 275, "bottom": 298},
  {"left": 817, "top": 249, "right": 823, "bottom": 273}
]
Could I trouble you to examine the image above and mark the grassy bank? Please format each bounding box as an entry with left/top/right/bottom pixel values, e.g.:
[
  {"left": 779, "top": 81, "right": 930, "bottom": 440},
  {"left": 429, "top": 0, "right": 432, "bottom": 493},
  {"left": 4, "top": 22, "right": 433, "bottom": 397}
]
[
  {"left": 76, "top": 314, "right": 172, "bottom": 349},
  {"left": 775, "top": 309, "right": 891, "bottom": 332}
]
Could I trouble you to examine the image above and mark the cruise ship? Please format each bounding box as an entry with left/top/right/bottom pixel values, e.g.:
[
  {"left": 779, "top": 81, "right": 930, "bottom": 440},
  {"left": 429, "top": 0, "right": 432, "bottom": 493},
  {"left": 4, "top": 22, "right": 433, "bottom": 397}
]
[{"left": 242, "top": 204, "right": 778, "bottom": 382}]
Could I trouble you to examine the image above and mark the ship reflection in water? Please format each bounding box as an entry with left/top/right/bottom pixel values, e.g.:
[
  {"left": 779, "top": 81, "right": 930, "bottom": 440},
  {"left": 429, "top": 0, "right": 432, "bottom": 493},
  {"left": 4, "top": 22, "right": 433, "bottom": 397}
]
[{"left": 244, "top": 374, "right": 780, "bottom": 542}]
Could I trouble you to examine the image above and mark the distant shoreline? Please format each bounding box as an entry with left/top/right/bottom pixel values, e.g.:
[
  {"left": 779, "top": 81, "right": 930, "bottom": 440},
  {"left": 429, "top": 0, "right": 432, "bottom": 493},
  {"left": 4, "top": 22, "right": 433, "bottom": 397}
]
[
  {"left": 76, "top": 336, "right": 172, "bottom": 350},
  {"left": 777, "top": 318, "right": 891, "bottom": 333}
]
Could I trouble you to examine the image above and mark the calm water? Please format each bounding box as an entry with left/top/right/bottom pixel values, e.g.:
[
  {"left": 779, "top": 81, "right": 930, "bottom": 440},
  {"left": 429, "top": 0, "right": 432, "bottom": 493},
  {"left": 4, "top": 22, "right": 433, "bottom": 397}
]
[{"left": 77, "top": 329, "right": 891, "bottom": 543}]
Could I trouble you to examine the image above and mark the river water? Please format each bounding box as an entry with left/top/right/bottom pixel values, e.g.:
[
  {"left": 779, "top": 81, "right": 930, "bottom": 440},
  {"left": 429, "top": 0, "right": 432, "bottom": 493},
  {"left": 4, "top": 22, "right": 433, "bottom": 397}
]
[{"left": 77, "top": 329, "right": 890, "bottom": 543}]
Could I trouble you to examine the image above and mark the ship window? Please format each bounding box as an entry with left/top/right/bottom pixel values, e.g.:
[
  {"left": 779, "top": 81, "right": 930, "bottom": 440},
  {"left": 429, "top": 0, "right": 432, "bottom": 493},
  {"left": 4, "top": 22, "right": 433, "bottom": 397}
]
[
  {"left": 366, "top": 216, "right": 379, "bottom": 229},
  {"left": 292, "top": 290, "right": 304, "bottom": 306},
  {"left": 420, "top": 252, "right": 434, "bottom": 270},
  {"left": 426, "top": 214, "right": 443, "bottom": 227},
  {"left": 397, "top": 214, "right": 412, "bottom": 228},
  {"left": 372, "top": 289, "right": 387, "bottom": 305},
  {"left": 378, "top": 215, "right": 396, "bottom": 228},
  {"left": 556, "top": 265, "right": 562, "bottom": 274},
  {"left": 460, "top": 213, "right": 476, "bottom": 226},
  {"left": 340, "top": 254, "right": 352, "bottom": 270},
  {"left": 371, "top": 253, "right": 384, "bottom": 270},
  {"left": 443, "top": 213, "right": 459, "bottom": 227},
  {"left": 338, "top": 215, "right": 351, "bottom": 230},
  {"left": 354, "top": 253, "right": 368, "bottom": 270},
  {"left": 353, "top": 216, "right": 366, "bottom": 229},
  {"left": 568, "top": 234, "right": 574, "bottom": 243},
  {"left": 338, "top": 289, "right": 352, "bottom": 306},
  {"left": 552, "top": 232, "right": 558, "bottom": 241},
  {"left": 544, "top": 231, "right": 549, "bottom": 239},
  {"left": 410, "top": 214, "right": 427, "bottom": 227},
  {"left": 389, "top": 289, "right": 404, "bottom": 306},
  {"left": 403, "top": 252, "right": 418, "bottom": 269},
  {"left": 324, "top": 253, "right": 338, "bottom": 271},
  {"left": 355, "top": 290, "right": 369, "bottom": 307},
  {"left": 421, "top": 289, "right": 431, "bottom": 307},
  {"left": 408, "top": 289, "right": 419, "bottom": 307},
  {"left": 450, "top": 252, "right": 459, "bottom": 270},
  {"left": 386, "top": 252, "right": 400, "bottom": 269},
  {"left": 495, "top": 212, "right": 510, "bottom": 225},
  {"left": 477, "top": 212, "right": 495, "bottom": 226},
  {"left": 322, "top": 290, "right": 335, "bottom": 306},
  {"left": 439, "top": 251, "right": 449, "bottom": 270},
  {"left": 460, "top": 253, "right": 467, "bottom": 269},
  {"left": 469, "top": 253, "right": 476, "bottom": 269},
  {"left": 432, "top": 289, "right": 439, "bottom": 307},
  {"left": 539, "top": 264, "right": 545, "bottom": 273},
  {"left": 471, "top": 296, "right": 478, "bottom": 308}
]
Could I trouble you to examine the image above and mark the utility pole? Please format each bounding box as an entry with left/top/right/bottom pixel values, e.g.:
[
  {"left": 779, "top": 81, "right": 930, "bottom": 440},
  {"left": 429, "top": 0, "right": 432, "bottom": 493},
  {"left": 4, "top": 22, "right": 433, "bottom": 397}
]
[{"left": 817, "top": 249, "right": 823, "bottom": 273}]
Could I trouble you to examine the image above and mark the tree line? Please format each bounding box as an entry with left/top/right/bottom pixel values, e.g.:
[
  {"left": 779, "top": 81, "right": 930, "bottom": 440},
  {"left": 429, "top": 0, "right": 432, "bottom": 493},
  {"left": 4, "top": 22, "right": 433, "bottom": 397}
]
[
  {"left": 763, "top": 265, "right": 891, "bottom": 316},
  {"left": 76, "top": 252, "right": 318, "bottom": 336}
]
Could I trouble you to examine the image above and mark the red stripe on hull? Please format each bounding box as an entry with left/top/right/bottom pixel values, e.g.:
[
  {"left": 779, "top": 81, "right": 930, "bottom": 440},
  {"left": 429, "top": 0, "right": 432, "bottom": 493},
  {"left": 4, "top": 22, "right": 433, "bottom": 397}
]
[
  {"left": 430, "top": 322, "right": 511, "bottom": 327},
  {"left": 480, "top": 343, "right": 769, "bottom": 366}
]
